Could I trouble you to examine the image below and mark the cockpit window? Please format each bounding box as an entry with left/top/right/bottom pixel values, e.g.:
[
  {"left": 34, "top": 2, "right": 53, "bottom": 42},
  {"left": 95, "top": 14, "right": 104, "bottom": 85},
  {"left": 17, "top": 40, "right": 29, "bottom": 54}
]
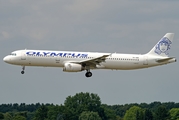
[{"left": 10, "top": 53, "right": 16, "bottom": 56}]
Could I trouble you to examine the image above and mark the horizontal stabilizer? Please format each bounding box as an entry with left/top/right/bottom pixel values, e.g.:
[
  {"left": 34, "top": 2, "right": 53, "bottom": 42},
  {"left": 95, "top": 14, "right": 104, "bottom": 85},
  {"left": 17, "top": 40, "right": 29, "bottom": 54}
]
[{"left": 156, "top": 57, "right": 176, "bottom": 63}]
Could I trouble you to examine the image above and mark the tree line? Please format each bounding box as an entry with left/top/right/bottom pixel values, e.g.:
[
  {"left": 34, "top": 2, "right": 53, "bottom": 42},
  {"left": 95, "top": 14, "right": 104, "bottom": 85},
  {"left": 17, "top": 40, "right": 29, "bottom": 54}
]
[{"left": 0, "top": 92, "right": 179, "bottom": 120}]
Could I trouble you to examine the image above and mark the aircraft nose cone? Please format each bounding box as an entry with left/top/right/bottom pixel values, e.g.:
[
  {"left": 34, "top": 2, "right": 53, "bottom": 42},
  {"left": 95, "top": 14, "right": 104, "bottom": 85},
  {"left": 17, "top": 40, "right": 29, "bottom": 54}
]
[{"left": 3, "top": 56, "right": 9, "bottom": 63}]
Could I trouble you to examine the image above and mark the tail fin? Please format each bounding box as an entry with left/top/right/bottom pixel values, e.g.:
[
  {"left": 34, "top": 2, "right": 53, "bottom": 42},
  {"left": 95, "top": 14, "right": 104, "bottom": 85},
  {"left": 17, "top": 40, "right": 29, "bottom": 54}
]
[{"left": 147, "top": 33, "right": 174, "bottom": 57}]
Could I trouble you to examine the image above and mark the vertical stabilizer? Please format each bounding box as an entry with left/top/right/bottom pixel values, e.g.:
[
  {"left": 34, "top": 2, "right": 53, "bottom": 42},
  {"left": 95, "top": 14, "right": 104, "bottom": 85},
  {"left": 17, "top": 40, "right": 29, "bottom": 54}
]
[{"left": 147, "top": 33, "right": 174, "bottom": 57}]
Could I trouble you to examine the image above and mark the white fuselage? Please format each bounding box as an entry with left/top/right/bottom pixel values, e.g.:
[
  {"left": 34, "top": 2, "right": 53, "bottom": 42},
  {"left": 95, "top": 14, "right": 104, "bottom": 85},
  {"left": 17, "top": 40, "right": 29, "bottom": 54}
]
[{"left": 3, "top": 49, "right": 176, "bottom": 70}]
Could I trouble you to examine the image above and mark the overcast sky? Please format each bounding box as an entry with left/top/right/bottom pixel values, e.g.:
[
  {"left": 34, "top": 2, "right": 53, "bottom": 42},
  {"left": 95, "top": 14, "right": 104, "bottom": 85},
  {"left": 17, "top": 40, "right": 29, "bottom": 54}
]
[{"left": 1, "top": 0, "right": 179, "bottom": 105}]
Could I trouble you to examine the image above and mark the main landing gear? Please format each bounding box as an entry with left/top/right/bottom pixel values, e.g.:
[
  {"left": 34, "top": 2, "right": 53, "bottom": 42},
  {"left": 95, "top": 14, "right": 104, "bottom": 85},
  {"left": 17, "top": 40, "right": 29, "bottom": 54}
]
[
  {"left": 85, "top": 70, "right": 92, "bottom": 77},
  {"left": 21, "top": 66, "right": 25, "bottom": 74}
]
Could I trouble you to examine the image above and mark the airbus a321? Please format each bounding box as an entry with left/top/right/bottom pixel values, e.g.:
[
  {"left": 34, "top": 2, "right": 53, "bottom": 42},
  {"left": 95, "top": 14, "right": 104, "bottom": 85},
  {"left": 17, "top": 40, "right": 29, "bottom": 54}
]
[{"left": 3, "top": 33, "right": 176, "bottom": 77}]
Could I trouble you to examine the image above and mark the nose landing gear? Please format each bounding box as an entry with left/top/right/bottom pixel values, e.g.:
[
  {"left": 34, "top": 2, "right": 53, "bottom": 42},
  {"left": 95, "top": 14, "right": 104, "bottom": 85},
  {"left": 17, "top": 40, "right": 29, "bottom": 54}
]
[{"left": 21, "top": 66, "right": 25, "bottom": 74}]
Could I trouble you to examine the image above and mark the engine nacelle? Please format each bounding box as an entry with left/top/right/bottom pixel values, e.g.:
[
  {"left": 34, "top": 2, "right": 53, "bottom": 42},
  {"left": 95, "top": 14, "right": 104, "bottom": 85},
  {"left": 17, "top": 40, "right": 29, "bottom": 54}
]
[{"left": 63, "top": 63, "right": 84, "bottom": 72}]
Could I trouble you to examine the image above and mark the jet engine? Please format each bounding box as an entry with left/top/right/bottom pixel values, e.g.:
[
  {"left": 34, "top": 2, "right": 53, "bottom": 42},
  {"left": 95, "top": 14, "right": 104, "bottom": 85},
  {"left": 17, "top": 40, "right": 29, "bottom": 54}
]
[{"left": 63, "top": 63, "right": 84, "bottom": 72}]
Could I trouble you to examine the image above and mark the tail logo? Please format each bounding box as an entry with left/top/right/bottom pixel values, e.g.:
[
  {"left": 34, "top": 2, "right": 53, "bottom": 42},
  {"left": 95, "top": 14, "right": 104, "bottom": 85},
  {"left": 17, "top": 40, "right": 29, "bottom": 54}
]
[{"left": 155, "top": 37, "right": 172, "bottom": 55}]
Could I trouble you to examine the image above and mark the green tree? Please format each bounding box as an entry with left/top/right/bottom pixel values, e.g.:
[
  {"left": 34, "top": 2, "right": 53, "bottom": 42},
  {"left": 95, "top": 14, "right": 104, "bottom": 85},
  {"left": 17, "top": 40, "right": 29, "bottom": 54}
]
[
  {"left": 13, "top": 115, "right": 26, "bottom": 120},
  {"left": 169, "top": 108, "right": 179, "bottom": 120},
  {"left": 154, "top": 105, "right": 169, "bottom": 120},
  {"left": 101, "top": 105, "right": 116, "bottom": 120},
  {"left": 124, "top": 106, "right": 144, "bottom": 120},
  {"left": 47, "top": 105, "right": 67, "bottom": 120},
  {"left": 64, "top": 92, "right": 102, "bottom": 120},
  {"left": 14, "top": 112, "right": 27, "bottom": 118},
  {"left": 26, "top": 112, "right": 35, "bottom": 120},
  {"left": 4, "top": 112, "right": 12, "bottom": 120},
  {"left": 79, "top": 111, "right": 102, "bottom": 120},
  {"left": 0, "top": 112, "right": 4, "bottom": 120},
  {"left": 144, "top": 109, "right": 153, "bottom": 120},
  {"left": 34, "top": 104, "right": 48, "bottom": 120}
]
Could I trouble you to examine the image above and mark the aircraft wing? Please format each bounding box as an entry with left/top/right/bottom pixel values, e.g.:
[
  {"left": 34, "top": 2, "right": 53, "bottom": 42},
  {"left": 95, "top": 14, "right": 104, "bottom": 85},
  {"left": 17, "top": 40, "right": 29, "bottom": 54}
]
[
  {"left": 73, "top": 54, "right": 111, "bottom": 67},
  {"left": 156, "top": 57, "right": 175, "bottom": 63}
]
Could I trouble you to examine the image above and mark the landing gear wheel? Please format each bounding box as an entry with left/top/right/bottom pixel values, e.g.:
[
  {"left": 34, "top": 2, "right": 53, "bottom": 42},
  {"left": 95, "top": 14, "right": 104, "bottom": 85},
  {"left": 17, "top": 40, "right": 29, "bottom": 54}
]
[
  {"left": 85, "top": 72, "right": 92, "bottom": 77},
  {"left": 21, "top": 71, "right": 25, "bottom": 74}
]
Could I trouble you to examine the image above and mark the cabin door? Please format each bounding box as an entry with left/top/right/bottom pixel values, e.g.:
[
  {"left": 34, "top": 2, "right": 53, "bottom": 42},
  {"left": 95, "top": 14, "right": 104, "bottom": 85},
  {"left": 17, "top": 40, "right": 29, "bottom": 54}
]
[
  {"left": 55, "top": 56, "right": 60, "bottom": 63},
  {"left": 143, "top": 56, "right": 148, "bottom": 65}
]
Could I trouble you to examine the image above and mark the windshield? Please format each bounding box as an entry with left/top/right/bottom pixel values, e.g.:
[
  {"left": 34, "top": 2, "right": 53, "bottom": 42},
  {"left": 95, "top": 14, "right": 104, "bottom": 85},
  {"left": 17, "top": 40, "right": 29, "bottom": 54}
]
[{"left": 10, "top": 53, "right": 16, "bottom": 56}]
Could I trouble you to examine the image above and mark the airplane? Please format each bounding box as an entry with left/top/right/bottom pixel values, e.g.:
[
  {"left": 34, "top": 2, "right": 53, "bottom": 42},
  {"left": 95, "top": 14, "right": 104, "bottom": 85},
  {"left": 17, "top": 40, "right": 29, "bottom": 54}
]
[{"left": 3, "top": 33, "right": 176, "bottom": 77}]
